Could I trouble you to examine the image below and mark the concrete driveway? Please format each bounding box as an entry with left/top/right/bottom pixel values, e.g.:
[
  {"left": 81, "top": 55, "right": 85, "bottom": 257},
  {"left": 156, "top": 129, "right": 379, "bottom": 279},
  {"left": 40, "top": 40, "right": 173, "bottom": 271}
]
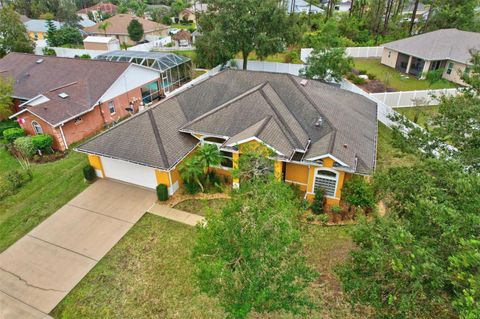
[{"left": 0, "top": 179, "right": 156, "bottom": 319}]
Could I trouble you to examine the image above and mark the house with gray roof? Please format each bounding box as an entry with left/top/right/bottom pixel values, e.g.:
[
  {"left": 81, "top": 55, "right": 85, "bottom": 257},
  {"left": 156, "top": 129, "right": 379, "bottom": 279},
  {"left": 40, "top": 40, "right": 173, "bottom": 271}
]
[
  {"left": 381, "top": 28, "right": 480, "bottom": 85},
  {"left": 77, "top": 69, "right": 377, "bottom": 205}
]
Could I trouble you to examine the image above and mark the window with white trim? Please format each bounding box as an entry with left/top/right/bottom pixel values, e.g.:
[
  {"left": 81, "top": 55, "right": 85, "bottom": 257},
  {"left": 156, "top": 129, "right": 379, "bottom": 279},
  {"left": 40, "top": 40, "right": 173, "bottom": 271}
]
[
  {"left": 108, "top": 101, "right": 116, "bottom": 114},
  {"left": 31, "top": 121, "right": 43, "bottom": 134},
  {"left": 314, "top": 169, "right": 338, "bottom": 197}
]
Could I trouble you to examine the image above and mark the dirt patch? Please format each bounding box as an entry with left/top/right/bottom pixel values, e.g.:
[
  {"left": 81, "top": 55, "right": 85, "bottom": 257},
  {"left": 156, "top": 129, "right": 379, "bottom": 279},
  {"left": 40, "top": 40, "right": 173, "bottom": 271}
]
[{"left": 358, "top": 80, "right": 397, "bottom": 93}]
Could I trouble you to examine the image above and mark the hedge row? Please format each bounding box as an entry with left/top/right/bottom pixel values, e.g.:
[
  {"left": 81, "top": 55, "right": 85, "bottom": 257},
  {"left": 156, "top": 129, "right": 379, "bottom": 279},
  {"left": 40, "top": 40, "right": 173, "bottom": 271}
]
[
  {"left": 13, "top": 134, "right": 54, "bottom": 157},
  {"left": 3, "top": 127, "right": 25, "bottom": 143}
]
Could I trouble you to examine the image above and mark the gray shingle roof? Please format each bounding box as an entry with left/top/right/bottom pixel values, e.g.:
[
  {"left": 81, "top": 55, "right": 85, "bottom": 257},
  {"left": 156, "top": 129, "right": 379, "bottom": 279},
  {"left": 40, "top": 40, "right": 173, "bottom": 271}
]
[
  {"left": 77, "top": 69, "right": 377, "bottom": 174},
  {"left": 383, "top": 28, "right": 480, "bottom": 64}
]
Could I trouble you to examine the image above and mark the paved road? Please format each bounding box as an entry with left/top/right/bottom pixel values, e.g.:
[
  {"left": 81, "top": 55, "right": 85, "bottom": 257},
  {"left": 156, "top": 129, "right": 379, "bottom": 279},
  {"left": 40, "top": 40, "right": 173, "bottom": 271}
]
[{"left": 0, "top": 179, "right": 156, "bottom": 319}]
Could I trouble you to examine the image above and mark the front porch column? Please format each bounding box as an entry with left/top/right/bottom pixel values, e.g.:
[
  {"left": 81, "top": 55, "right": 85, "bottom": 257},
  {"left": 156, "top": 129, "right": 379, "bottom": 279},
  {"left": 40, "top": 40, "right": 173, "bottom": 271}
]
[
  {"left": 232, "top": 153, "right": 240, "bottom": 189},
  {"left": 274, "top": 161, "right": 283, "bottom": 181},
  {"left": 405, "top": 55, "right": 413, "bottom": 74},
  {"left": 420, "top": 60, "right": 431, "bottom": 79}
]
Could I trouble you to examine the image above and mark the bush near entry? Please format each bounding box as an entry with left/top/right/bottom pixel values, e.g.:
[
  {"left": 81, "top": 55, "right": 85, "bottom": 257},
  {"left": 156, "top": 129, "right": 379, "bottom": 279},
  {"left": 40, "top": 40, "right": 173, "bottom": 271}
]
[
  {"left": 83, "top": 165, "right": 96, "bottom": 182},
  {"left": 3, "top": 128, "right": 25, "bottom": 143},
  {"left": 156, "top": 184, "right": 169, "bottom": 201}
]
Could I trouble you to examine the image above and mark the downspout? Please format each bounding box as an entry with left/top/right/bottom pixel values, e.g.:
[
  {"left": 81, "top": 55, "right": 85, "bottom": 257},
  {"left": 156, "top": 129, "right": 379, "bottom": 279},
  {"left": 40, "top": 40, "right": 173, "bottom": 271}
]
[
  {"left": 59, "top": 124, "right": 68, "bottom": 150},
  {"left": 168, "top": 170, "right": 173, "bottom": 195}
]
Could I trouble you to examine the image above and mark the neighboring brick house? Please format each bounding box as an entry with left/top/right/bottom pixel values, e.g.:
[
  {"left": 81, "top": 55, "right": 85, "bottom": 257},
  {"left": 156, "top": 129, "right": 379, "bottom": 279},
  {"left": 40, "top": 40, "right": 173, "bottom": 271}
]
[
  {"left": 1, "top": 53, "right": 161, "bottom": 150},
  {"left": 78, "top": 70, "right": 378, "bottom": 205},
  {"left": 77, "top": 2, "right": 118, "bottom": 22},
  {"left": 84, "top": 14, "right": 169, "bottom": 45},
  {"left": 381, "top": 28, "right": 480, "bottom": 85}
]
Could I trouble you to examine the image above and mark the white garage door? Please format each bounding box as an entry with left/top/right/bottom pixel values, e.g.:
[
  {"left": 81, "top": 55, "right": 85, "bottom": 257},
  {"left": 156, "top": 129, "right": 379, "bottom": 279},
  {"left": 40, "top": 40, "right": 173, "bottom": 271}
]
[{"left": 101, "top": 156, "right": 157, "bottom": 189}]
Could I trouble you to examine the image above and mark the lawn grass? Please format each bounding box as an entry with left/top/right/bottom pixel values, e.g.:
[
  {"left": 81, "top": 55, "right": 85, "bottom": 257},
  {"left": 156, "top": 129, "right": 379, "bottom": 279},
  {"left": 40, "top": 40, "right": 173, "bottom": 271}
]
[
  {"left": 0, "top": 149, "right": 88, "bottom": 252},
  {"left": 395, "top": 105, "right": 438, "bottom": 127},
  {"left": 174, "top": 198, "right": 229, "bottom": 216},
  {"left": 353, "top": 58, "right": 457, "bottom": 91},
  {"left": 52, "top": 214, "right": 370, "bottom": 318},
  {"left": 375, "top": 122, "right": 418, "bottom": 171}
]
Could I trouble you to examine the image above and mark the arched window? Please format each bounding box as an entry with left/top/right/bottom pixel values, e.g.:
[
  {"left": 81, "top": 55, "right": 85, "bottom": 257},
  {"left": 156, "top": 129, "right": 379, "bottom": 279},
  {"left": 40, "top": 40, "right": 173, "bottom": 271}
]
[
  {"left": 314, "top": 169, "right": 338, "bottom": 197},
  {"left": 32, "top": 121, "right": 43, "bottom": 135}
]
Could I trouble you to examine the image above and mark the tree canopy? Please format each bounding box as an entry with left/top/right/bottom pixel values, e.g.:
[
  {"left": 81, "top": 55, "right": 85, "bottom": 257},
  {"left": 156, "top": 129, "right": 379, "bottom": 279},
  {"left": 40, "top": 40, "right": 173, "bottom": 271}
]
[
  {"left": 127, "top": 19, "right": 144, "bottom": 42},
  {"left": 0, "top": 76, "right": 14, "bottom": 119},
  {"left": 193, "top": 173, "right": 317, "bottom": 319},
  {"left": 0, "top": 6, "right": 34, "bottom": 57},
  {"left": 196, "top": 0, "right": 297, "bottom": 69}
]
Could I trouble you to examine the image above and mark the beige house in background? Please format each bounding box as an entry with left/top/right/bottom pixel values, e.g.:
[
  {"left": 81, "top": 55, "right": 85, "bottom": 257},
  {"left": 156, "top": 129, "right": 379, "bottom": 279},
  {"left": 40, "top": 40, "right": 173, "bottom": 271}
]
[
  {"left": 84, "top": 14, "right": 169, "bottom": 45},
  {"left": 381, "top": 28, "right": 480, "bottom": 85}
]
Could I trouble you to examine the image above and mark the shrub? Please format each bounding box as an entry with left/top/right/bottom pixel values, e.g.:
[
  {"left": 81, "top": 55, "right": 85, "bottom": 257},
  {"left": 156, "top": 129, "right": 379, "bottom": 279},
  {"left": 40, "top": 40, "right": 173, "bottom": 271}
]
[
  {"left": 31, "top": 134, "right": 53, "bottom": 151},
  {"left": 79, "top": 54, "right": 91, "bottom": 59},
  {"left": 156, "top": 184, "right": 169, "bottom": 201},
  {"left": 310, "top": 187, "right": 325, "bottom": 214},
  {"left": 358, "top": 69, "right": 367, "bottom": 75},
  {"left": 343, "top": 176, "right": 376, "bottom": 212},
  {"left": 0, "top": 120, "right": 19, "bottom": 137},
  {"left": 83, "top": 165, "right": 96, "bottom": 182},
  {"left": 306, "top": 214, "right": 315, "bottom": 222},
  {"left": 352, "top": 76, "right": 366, "bottom": 85},
  {"left": 184, "top": 181, "right": 200, "bottom": 194},
  {"left": 3, "top": 128, "right": 25, "bottom": 143},
  {"left": 14, "top": 137, "right": 36, "bottom": 157},
  {"left": 4, "top": 169, "right": 32, "bottom": 190},
  {"left": 317, "top": 214, "right": 329, "bottom": 224},
  {"left": 367, "top": 73, "right": 376, "bottom": 80},
  {"left": 284, "top": 50, "right": 299, "bottom": 63},
  {"left": 43, "top": 47, "right": 56, "bottom": 56},
  {"left": 331, "top": 205, "right": 342, "bottom": 214}
]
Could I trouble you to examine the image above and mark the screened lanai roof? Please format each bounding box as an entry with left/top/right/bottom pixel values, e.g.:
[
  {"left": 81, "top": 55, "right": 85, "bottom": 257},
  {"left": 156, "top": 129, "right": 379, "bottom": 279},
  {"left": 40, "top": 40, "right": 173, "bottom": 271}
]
[{"left": 94, "top": 50, "right": 191, "bottom": 72}]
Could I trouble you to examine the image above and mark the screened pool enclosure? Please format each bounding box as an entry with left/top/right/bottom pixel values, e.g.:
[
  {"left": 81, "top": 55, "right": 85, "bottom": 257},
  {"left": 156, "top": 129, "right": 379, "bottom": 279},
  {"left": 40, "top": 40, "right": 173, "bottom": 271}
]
[{"left": 95, "top": 51, "right": 192, "bottom": 103}]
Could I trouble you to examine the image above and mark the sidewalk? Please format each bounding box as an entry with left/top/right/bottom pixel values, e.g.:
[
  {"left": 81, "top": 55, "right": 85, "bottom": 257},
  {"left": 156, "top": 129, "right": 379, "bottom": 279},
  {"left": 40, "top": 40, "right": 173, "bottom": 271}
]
[{"left": 149, "top": 204, "right": 205, "bottom": 226}]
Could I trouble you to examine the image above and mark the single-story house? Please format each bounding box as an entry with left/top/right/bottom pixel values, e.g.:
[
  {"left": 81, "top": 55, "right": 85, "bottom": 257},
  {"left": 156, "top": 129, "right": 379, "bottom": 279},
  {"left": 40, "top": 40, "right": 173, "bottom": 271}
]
[
  {"left": 172, "top": 29, "right": 192, "bottom": 46},
  {"left": 83, "top": 36, "right": 120, "bottom": 51},
  {"left": 77, "top": 2, "right": 118, "bottom": 22},
  {"left": 178, "top": 3, "right": 208, "bottom": 23},
  {"left": 1, "top": 53, "right": 161, "bottom": 150},
  {"left": 84, "top": 14, "right": 169, "bottom": 45},
  {"left": 381, "top": 28, "right": 480, "bottom": 85},
  {"left": 24, "top": 19, "right": 61, "bottom": 40},
  {"left": 77, "top": 70, "right": 377, "bottom": 205}
]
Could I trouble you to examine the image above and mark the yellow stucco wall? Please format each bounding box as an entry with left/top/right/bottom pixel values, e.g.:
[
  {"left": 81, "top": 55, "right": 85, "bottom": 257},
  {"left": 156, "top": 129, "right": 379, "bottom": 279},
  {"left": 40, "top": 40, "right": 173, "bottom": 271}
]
[
  {"left": 29, "top": 32, "right": 45, "bottom": 40},
  {"left": 284, "top": 162, "right": 309, "bottom": 191},
  {"left": 87, "top": 154, "right": 104, "bottom": 177},
  {"left": 155, "top": 170, "right": 170, "bottom": 186}
]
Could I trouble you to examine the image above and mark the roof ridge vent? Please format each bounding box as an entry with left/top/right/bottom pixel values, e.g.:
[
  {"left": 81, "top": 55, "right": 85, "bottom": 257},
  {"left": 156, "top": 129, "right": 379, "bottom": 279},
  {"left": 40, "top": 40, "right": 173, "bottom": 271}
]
[
  {"left": 36, "top": 59, "right": 44, "bottom": 64},
  {"left": 300, "top": 79, "right": 308, "bottom": 86}
]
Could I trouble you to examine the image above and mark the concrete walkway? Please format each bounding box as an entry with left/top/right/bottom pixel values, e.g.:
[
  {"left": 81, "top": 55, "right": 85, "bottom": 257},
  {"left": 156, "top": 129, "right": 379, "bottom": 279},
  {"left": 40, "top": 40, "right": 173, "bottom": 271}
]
[
  {"left": 0, "top": 179, "right": 156, "bottom": 319},
  {"left": 149, "top": 204, "right": 205, "bottom": 226}
]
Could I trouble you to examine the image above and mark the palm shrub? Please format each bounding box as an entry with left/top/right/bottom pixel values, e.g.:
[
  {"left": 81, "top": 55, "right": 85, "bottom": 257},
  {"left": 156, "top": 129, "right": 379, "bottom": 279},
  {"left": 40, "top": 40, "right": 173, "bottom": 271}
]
[
  {"left": 310, "top": 187, "right": 325, "bottom": 214},
  {"left": 156, "top": 184, "right": 169, "bottom": 201},
  {"left": 179, "top": 157, "right": 205, "bottom": 192},
  {"left": 14, "top": 137, "right": 36, "bottom": 158},
  {"left": 197, "top": 144, "right": 221, "bottom": 183},
  {"left": 83, "top": 164, "right": 96, "bottom": 182}
]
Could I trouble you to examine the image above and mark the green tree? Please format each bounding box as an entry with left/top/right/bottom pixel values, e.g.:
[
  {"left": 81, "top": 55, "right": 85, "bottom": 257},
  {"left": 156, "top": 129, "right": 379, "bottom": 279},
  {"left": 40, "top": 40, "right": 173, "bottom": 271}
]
[
  {"left": 426, "top": 0, "right": 478, "bottom": 32},
  {"left": 300, "top": 48, "right": 353, "bottom": 82},
  {"left": 0, "top": 6, "right": 34, "bottom": 57},
  {"left": 192, "top": 176, "right": 317, "bottom": 319},
  {"left": 338, "top": 159, "right": 480, "bottom": 318},
  {"left": 196, "top": 143, "right": 221, "bottom": 176},
  {"left": 127, "top": 19, "right": 144, "bottom": 43},
  {"left": 98, "top": 21, "right": 112, "bottom": 36},
  {"left": 46, "top": 19, "right": 59, "bottom": 47},
  {"left": 196, "top": 0, "right": 295, "bottom": 70},
  {"left": 178, "top": 156, "right": 204, "bottom": 192},
  {"left": 0, "top": 76, "right": 14, "bottom": 119},
  {"left": 55, "top": 26, "right": 83, "bottom": 46},
  {"left": 56, "top": 0, "right": 81, "bottom": 26}
]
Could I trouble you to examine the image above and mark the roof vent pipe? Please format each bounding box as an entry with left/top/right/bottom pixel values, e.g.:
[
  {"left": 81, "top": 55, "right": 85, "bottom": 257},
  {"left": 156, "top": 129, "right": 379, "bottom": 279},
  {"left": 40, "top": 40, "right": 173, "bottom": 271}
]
[
  {"left": 314, "top": 117, "right": 323, "bottom": 127},
  {"left": 36, "top": 59, "right": 44, "bottom": 64},
  {"left": 300, "top": 79, "right": 308, "bottom": 86}
]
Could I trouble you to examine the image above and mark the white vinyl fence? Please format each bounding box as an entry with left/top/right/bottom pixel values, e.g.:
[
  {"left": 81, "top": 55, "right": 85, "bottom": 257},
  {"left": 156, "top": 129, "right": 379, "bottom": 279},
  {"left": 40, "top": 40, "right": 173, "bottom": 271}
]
[
  {"left": 370, "top": 88, "right": 460, "bottom": 107},
  {"left": 232, "top": 59, "right": 304, "bottom": 76},
  {"left": 51, "top": 47, "right": 106, "bottom": 58},
  {"left": 128, "top": 37, "right": 172, "bottom": 52},
  {"left": 301, "top": 46, "right": 383, "bottom": 62}
]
